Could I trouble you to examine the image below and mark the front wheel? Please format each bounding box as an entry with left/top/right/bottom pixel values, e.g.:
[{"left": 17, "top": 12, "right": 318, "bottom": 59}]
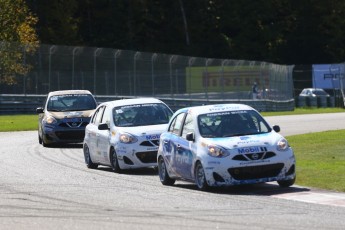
[
  {"left": 158, "top": 156, "right": 175, "bottom": 186},
  {"left": 194, "top": 162, "right": 209, "bottom": 191},
  {"left": 110, "top": 148, "right": 122, "bottom": 173},
  {"left": 278, "top": 176, "right": 296, "bottom": 188},
  {"left": 83, "top": 144, "right": 98, "bottom": 169}
]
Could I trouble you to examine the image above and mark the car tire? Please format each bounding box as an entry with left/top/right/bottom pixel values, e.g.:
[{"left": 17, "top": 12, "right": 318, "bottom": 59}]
[
  {"left": 194, "top": 161, "right": 209, "bottom": 191},
  {"left": 110, "top": 148, "right": 122, "bottom": 173},
  {"left": 158, "top": 156, "right": 175, "bottom": 186},
  {"left": 83, "top": 144, "right": 98, "bottom": 169},
  {"left": 38, "top": 134, "right": 42, "bottom": 144},
  {"left": 42, "top": 136, "right": 50, "bottom": 147},
  {"left": 278, "top": 176, "right": 296, "bottom": 188}
]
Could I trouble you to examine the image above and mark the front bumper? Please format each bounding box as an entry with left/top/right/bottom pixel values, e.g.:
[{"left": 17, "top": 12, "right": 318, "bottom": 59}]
[
  {"left": 201, "top": 149, "right": 296, "bottom": 187},
  {"left": 115, "top": 141, "right": 159, "bottom": 169}
]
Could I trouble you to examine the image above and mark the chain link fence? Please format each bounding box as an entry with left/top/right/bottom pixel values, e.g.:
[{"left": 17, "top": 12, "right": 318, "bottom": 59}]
[{"left": 0, "top": 43, "right": 295, "bottom": 101}]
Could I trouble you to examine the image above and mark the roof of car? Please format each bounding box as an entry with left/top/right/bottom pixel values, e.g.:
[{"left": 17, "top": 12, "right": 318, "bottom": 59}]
[
  {"left": 48, "top": 90, "right": 93, "bottom": 96},
  {"left": 103, "top": 97, "right": 166, "bottom": 107},
  {"left": 175, "top": 103, "right": 255, "bottom": 116}
]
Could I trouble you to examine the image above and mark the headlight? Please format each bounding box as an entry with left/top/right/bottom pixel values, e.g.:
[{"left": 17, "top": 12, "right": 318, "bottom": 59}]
[
  {"left": 207, "top": 145, "right": 229, "bottom": 158},
  {"left": 119, "top": 133, "right": 137, "bottom": 144},
  {"left": 276, "top": 138, "right": 289, "bottom": 151},
  {"left": 44, "top": 116, "right": 57, "bottom": 124}
]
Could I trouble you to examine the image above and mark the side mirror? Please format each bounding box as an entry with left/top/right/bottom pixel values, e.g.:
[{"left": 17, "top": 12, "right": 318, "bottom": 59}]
[
  {"left": 186, "top": 132, "right": 195, "bottom": 142},
  {"left": 36, "top": 107, "right": 44, "bottom": 114},
  {"left": 273, "top": 125, "right": 280, "bottom": 133},
  {"left": 98, "top": 123, "right": 109, "bottom": 130}
]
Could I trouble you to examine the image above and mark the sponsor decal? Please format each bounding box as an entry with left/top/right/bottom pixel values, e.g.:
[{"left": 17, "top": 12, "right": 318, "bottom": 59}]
[
  {"left": 208, "top": 161, "right": 221, "bottom": 165},
  {"left": 146, "top": 134, "right": 160, "bottom": 140},
  {"left": 240, "top": 136, "right": 251, "bottom": 140},
  {"left": 147, "top": 147, "right": 158, "bottom": 151},
  {"left": 238, "top": 146, "right": 267, "bottom": 154},
  {"left": 239, "top": 159, "right": 270, "bottom": 165},
  {"left": 237, "top": 140, "right": 260, "bottom": 144}
]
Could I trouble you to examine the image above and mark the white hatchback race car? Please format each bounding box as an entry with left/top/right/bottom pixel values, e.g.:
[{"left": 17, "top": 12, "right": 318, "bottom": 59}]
[
  {"left": 83, "top": 98, "right": 173, "bottom": 172},
  {"left": 157, "top": 104, "right": 296, "bottom": 190}
]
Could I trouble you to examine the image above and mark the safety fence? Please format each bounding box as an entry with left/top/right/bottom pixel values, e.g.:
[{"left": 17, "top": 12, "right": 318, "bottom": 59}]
[{"left": 1, "top": 42, "right": 294, "bottom": 101}]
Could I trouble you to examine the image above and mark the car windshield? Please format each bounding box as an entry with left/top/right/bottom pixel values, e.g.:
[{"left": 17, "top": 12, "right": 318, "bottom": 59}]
[
  {"left": 312, "top": 89, "right": 328, "bottom": 96},
  {"left": 113, "top": 103, "right": 173, "bottom": 127},
  {"left": 198, "top": 110, "right": 272, "bottom": 138},
  {"left": 47, "top": 94, "right": 97, "bottom": 112}
]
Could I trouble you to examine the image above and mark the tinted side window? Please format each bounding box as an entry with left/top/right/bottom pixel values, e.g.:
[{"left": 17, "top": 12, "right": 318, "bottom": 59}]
[
  {"left": 168, "top": 113, "right": 185, "bottom": 136},
  {"left": 101, "top": 106, "right": 112, "bottom": 125},
  {"left": 181, "top": 114, "right": 194, "bottom": 139}
]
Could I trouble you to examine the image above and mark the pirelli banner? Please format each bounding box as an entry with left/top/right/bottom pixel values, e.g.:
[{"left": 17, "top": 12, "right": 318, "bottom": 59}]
[{"left": 185, "top": 66, "right": 270, "bottom": 93}]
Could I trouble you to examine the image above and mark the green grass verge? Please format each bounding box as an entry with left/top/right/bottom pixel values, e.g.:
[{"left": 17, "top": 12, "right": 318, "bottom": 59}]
[
  {"left": 0, "top": 114, "right": 37, "bottom": 132},
  {"left": 287, "top": 130, "right": 345, "bottom": 192},
  {"left": 261, "top": 107, "right": 345, "bottom": 116}
]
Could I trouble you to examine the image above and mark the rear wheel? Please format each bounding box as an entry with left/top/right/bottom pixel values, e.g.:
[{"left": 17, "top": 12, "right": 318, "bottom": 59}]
[
  {"left": 158, "top": 156, "right": 175, "bottom": 186},
  {"left": 83, "top": 144, "right": 98, "bottom": 169},
  {"left": 194, "top": 162, "right": 209, "bottom": 191},
  {"left": 110, "top": 148, "right": 122, "bottom": 173},
  {"left": 278, "top": 176, "right": 296, "bottom": 188}
]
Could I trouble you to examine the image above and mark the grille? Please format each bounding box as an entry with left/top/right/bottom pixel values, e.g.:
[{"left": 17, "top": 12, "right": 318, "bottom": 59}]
[
  {"left": 55, "top": 130, "right": 85, "bottom": 140},
  {"left": 232, "top": 151, "right": 276, "bottom": 161},
  {"left": 140, "top": 140, "right": 159, "bottom": 147},
  {"left": 59, "top": 122, "right": 89, "bottom": 128},
  {"left": 135, "top": 151, "right": 157, "bottom": 163},
  {"left": 228, "top": 163, "right": 284, "bottom": 180}
]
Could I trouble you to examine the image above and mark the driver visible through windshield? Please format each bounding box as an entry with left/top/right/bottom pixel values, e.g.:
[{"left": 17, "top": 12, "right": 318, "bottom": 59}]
[
  {"left": 198, "top": 110, "right": 272, "bottom": 138},
  {"left": 113, "top": 103, "right": 172, "bottom": 127},
  {"left": 47, "top": 94, "right": 97, "bottom": 112}
]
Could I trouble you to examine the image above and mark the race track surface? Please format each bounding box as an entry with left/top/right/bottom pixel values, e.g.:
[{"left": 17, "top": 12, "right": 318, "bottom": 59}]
[{"left": 1, "top": 113, "right": 345, "bottom": 229}]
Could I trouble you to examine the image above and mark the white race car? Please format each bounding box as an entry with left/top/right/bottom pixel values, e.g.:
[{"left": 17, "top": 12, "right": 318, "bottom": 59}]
[
  {"left": 83, "top": 98, "right": 173, "bottom": 172},
  {"left": 157, "top": 104, "right": 296, "bottom": 190}
]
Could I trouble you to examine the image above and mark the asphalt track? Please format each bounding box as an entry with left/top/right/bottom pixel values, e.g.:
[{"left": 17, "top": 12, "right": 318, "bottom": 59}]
[{"left": 0, "top": 113, "right": 345, "bottom": 230}]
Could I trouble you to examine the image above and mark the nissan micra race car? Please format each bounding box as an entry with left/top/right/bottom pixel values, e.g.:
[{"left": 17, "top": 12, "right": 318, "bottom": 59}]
[
  {"left": 83, "top": 98, "right": 173, "bottom": 172},
  {"left": 36, "top": 90, "right": 97, "bottom": 147},
  {"left": 157, "top": 104, "right": 296, "bottom": 190}
]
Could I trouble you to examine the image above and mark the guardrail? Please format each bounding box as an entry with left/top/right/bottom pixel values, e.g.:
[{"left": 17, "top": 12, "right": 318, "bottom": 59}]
[{"left": 0, "top": 94, "right": 295, "bottom": 115}]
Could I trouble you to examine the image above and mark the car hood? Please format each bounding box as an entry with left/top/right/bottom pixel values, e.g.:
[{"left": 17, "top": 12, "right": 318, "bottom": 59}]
[
  {"left": 47, "top": 110, "right": 95, "bottom": 119},
  {"left": 204, "top": 132, "right": 283, "bottom": 149},
  {"left": 117, "top": 124, "right": 168, "bottom": 137}
]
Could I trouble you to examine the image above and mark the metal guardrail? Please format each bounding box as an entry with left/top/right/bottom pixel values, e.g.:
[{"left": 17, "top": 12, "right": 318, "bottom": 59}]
[{"left": 0, "top": 94, "right": 295, "bottom": 115}]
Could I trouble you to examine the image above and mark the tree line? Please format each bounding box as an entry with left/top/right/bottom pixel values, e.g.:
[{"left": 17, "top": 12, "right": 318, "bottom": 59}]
[{"left": 1, "top": 0, "right": 345, "bottom": 85}]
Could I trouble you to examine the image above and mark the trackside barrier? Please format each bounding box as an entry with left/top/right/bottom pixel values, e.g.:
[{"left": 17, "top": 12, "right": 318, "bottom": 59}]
[{"left": 0, "top": 94, "right": 295, "bottom": 115}]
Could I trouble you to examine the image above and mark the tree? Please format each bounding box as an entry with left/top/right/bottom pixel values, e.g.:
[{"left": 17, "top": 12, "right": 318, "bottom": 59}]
[{"left": 0, "top": 0, "right": 38, "bottom": 85}]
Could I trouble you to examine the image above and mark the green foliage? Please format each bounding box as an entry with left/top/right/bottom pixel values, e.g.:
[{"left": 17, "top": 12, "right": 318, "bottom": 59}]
[
  {"left": 287, "top": 130, "right": 345, "bottom": 192},
  {"left": 0, "top": 0, "right": 38, "bottom": 84},
  {"left": 25, "top": 0, "right": 345, "bottom": 64}
]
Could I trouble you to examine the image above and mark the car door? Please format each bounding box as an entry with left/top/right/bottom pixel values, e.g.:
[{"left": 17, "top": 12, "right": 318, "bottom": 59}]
[
  {"left": 162, "top": 112, "right": 186, "bottom": 177},
  {"left": 86, "top": 107, "right": 103, "bottom": 163},
  {"left": 88, "top": 105, "right": 106, "bottom": 163},
  {"left": 97, "top": 105, "right": 112, "bottom": 165},
  {"left": 173, "top": 113, "right": 195, "bottom": 180}
]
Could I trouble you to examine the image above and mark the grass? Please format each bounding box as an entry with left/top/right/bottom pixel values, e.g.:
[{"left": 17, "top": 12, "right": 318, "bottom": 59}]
[
  {"left": 0, "top": 114, "right": 37, "bottom": 132},
  {"left": 287, "top": 130, "right": 345, "bottom": 192},
  {"left": 0, "top": 107, "right": 345, "bottom": 192},
  {"left": 261, "top": 107, "right": 345, "bottom": 116}
]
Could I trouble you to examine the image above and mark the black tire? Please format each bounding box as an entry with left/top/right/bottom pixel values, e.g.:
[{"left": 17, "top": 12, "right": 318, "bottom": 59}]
[
  {"left": 38, "top": 133, "right": 42, "bottom": 144},
  {"left": 158, "top": 156, "right": 175, "bottom": 186},
  {"left": 83, "top": 144, "right": 98, "bottom": 169},
  {"left": 42, "top": 136, "right": 50, "bottom": 147},
  {"left": 110, "top": 148, "right": 122, "bottom": 173},
  {"left": 278, "top": 176, "right": 296, "bottom": 188},
  {"left": 194, "top": 161, "right": 209, "bottom": 191}
]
